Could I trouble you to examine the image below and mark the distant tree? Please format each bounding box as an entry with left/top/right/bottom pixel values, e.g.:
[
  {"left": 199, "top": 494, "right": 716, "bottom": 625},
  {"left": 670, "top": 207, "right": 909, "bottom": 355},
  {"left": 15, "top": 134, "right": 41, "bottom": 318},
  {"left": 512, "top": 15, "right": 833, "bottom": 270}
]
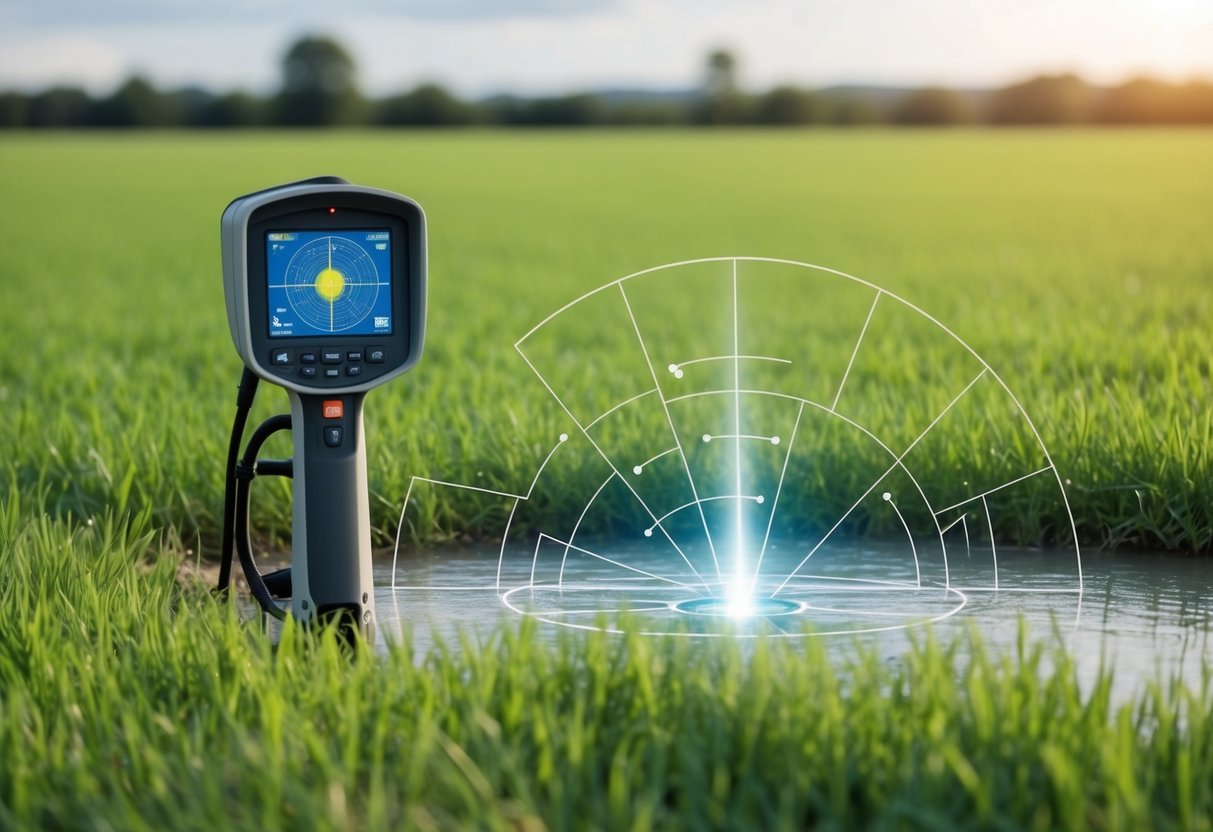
[
  {"left": 829, "top": 96, "right": 882, "bottom": 125},
  {"left": 197, "top": 91, "right": 264, "bottom": 127},
  {"left": 89, "top": 76, "right": 182, "bottom": 127},
  {"left": 705, "top": 49, "right": 738, "bottom": 97},
  {"left": 476, "top": 95, "right": 520, "bottom": 125},
  {"left": 1169, "top": 79, "right": 1213, "bottom": 123},
  {"left": 377, "top": 83, "right": 473, "bottom": 126},
  {"left": 27, "top": 86, "right": 92, "bottom": 127},
  {"left": 1095, "top": 77, "right": 1167, "bottom": 123},
  {"left": 1095, "top": 77, "right": 1213, "bottom": 124},
  {"left": 170, "top": 87, "right": 216, "bottom": 127},
  {"left": 0, "top": 92, "right": 27, "bottom": 127},
  {"left": 512, "top": 93, "right": 604, "bottom": 126},
  {"left": 698, "top": 48, "right": 751, "bottom": 124},
  {"left": 1174, "top": 79, "right": 1213, "bottom": 123},
  {"left": 605, "top": 101, "right": 683, "bottom": 126},
  {"left": 988, "top": 73, "right": 1091, "bottom": 124},
  {"left": 754, "top": 86, "right": 830, "bottom": 125},
  {"left": 275, "top": 36, "right": 362, "bottom": 126},
  {"left": 894, "top": 86, "right": 974, "bottom": 125}
]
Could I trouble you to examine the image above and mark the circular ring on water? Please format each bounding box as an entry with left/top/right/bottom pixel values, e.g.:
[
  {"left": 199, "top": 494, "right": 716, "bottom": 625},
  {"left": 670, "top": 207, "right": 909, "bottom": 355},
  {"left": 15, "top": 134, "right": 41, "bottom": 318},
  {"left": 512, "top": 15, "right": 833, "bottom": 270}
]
[
  {"left": 672, "top": 596, "right": 803, "bottom": 617},
  {"left": 500, "top": 580, "right": 970, "bottom": 638}
]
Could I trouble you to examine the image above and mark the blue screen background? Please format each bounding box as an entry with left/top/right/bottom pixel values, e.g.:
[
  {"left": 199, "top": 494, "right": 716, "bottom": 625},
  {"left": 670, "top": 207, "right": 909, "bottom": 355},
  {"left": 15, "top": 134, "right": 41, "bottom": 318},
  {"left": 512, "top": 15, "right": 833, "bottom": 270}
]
[{"left": 266, "top": 229, "right": 393, "bottom": 338}]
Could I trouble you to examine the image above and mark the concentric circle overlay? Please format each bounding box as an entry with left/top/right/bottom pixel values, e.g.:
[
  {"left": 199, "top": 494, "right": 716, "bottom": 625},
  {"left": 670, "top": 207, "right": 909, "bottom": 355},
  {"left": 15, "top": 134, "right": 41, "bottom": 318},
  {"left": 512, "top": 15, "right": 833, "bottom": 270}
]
[
  {"left": 283, "top": 235, "right": 381, "bottom": 333},
  {"left": 393, "top": 257, "right": 1083, "bottom": 639}
]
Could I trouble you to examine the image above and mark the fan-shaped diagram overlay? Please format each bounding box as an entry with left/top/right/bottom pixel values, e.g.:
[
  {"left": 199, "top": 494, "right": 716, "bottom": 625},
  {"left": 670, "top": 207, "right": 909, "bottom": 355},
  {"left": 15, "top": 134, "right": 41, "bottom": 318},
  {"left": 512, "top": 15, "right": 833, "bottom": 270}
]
[{"left": 392, "top": 258, "right": 1082, "bottom": 638}]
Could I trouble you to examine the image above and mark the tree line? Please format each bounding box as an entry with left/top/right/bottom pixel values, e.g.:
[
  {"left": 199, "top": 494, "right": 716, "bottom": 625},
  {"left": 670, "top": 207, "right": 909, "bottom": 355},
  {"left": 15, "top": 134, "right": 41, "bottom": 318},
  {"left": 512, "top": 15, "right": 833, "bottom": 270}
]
[{"left": 2, "top": 38, "right": 1212, "bottom": 129}]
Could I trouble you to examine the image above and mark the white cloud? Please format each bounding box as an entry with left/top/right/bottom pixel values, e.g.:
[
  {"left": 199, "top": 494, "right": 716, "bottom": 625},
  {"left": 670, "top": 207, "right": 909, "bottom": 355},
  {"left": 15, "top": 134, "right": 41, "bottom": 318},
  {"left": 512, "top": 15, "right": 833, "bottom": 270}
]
[{"left": 0, "top": 35, "right": 127, "bottom": 92}]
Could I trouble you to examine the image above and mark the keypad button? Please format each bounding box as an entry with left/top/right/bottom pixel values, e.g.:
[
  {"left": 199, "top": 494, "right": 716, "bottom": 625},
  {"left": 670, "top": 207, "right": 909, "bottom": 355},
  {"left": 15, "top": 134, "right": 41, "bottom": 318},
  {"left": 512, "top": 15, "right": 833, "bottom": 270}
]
[
  {"left": 346, "top": 350, "right": 363, "bottom": 362},
  {"left": 299, "top": 366, "right": 318, "bottom": 379},
  {"left": 299, "top": 352, "right": 317, "bottom": 364},
  {"left": 323, "top": 368, "right": 340, "bottom": 379},
  {"left": 271, "top": 349, "right": 292, "bottom": 366},
  {"left": 366, "top": 347, "right": 386, "bottom": 363},
  {"left": 346, "top": 365, "right": 363, "bottom": 377},
  {"left": 321, "top": 350, "right": 343, "bottom": 364},
  {"left": 324, "top": 427, "right": 343, "bottom": 448}
]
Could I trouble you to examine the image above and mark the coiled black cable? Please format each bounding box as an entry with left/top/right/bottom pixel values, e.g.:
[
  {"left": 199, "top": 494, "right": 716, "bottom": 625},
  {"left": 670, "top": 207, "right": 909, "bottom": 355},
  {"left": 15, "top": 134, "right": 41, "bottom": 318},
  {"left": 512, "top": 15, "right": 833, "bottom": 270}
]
[
  {"left": 216, "top": 369, "right": 294, "bottom": 620},
  {"left": 216, "top": 368, "right": 259, "bottom": 595},
  {"left": 234, "top": 414, "right": 292, "bottom": 619}
]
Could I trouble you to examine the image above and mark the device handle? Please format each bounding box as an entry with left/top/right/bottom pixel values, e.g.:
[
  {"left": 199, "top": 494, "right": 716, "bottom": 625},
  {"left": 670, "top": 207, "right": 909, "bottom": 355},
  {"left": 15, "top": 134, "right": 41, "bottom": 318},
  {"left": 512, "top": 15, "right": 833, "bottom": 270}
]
[{"left": 288, "top": 391, "right": 375, "bottom": 637}]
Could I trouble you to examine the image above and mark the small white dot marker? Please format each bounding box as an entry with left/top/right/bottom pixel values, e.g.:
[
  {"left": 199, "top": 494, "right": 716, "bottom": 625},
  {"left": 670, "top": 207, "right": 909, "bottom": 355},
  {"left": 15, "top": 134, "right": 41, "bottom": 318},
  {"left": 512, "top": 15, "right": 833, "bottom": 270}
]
[
  {"left": 702, "top": 434, "right": 711, "bottom": 442},
  {"left": 667, "top": 363, "right": 678, "bottom": 373},
  {"left": 770, "top": 436, "right": 780, "bottom": 445},
  {"left": 559, "top": 433, "right": 569, "bottom": 442},
  {"left": 674, "top": 370, "right": 684, "bottom": 379},
  {"left": 756, "top": 495, "right": 765, "bottom": 504},
  {"left": 643, "top": 528, "right": 653, "bottom": 537},
  {"left": 632, "top": 465, "right": 642, "bottom": 475},
  {"left": 882, "top": 492, "right": 892, "bottom": 501}
]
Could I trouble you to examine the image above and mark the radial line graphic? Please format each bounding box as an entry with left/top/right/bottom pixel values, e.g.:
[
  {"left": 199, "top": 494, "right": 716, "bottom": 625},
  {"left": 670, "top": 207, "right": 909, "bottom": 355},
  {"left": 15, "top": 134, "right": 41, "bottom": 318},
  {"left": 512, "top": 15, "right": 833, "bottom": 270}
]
[
  {"left": 773, "top": 367, "right": 988, "bottom": 596},
  {"left": 515, "top": 344, "right": 715, "bottom": 593},
  {"left": 618, "top": 282, "right": 722, "bottom": 582}
]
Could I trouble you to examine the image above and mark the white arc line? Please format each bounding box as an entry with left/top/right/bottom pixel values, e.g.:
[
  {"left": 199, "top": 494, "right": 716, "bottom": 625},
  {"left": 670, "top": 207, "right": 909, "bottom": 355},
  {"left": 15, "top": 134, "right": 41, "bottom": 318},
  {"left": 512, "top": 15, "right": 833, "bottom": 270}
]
[
  {"left": 585, "top": 387, "right": 658, "bottom": 430},
  {"left": 669, "top": 354, "right": 791, "bottom": 371},
  {"left": 702, "top": 433, "right": 780, "bottom": 445},
  {"left": 645, "top": 494, "right": 766, "bottom": 534},
  {"left": 525, "top": 433, "right": 570, "bottom": 499},
  {"left": 883, "top": 492, "right": 921, "bottom": 588},
  {"left": 633, "top": 446, "right": 678, "bottom": 475},
  {"left": 537, "top": 606, "right": 674, "bottom": 616},
  {"left": 559, "top": 472, "right": 616, "bottom": 585}
]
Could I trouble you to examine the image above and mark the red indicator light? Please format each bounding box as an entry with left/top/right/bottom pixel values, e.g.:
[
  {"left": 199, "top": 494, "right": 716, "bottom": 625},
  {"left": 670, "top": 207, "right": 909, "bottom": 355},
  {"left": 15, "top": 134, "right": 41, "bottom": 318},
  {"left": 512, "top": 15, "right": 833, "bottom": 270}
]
[{"left": 328, "top": 207, "right": 336, "bottom": 214}]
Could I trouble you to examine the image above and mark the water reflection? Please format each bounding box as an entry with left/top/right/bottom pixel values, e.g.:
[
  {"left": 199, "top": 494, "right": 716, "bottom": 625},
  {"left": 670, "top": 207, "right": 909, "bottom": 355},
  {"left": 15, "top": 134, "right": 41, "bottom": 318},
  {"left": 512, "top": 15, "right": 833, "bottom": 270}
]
[{"left": 376, "top": 542, "right": 1210, "bottom": 700}]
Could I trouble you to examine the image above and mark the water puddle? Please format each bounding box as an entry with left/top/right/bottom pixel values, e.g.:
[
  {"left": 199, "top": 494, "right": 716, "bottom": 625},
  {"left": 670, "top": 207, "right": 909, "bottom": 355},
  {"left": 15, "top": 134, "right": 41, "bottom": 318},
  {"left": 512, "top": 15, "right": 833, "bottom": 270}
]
[{"left": 373, "top": 540, "right": 1211, "bottom": 700}]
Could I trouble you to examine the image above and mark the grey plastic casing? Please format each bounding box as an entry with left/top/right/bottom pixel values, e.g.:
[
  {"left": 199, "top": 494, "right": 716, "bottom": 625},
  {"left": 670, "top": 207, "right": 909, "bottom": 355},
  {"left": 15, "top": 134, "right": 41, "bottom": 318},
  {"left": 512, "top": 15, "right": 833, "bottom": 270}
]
[
  {"left": 221, "top": 178, "right": 426, "bottom": 633},
  {"left": 221, "top": 176, "right": 426, "bottom": 394}
]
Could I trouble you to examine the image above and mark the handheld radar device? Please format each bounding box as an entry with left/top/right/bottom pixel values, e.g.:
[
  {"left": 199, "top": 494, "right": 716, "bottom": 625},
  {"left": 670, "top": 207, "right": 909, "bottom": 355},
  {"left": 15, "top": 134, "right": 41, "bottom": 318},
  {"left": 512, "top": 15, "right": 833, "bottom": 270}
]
[{"left": 222, "top": 176, "right": 425, "bottom": 635}]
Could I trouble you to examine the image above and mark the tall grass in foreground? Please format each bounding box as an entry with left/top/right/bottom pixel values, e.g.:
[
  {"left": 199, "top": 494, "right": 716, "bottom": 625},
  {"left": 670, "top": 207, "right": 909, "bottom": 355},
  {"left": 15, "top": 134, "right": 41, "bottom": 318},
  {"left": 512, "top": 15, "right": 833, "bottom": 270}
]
[{"left": 2, "top": 507, "right": 1212, "bottom": 830}]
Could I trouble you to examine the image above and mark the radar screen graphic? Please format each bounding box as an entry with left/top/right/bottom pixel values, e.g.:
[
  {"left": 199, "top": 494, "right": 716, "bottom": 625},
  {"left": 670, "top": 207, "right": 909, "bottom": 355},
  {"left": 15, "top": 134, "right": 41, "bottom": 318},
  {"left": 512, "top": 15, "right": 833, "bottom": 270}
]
[{"left": 266, "top": 229, "right": 393, "bottom": 338}]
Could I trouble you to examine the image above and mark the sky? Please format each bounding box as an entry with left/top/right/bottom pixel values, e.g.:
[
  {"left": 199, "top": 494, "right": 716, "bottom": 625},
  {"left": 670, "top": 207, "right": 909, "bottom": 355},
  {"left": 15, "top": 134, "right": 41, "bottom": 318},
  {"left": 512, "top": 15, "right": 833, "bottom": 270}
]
[{"left": 1, "top": 0, "right": 1211, "bottom": 97}]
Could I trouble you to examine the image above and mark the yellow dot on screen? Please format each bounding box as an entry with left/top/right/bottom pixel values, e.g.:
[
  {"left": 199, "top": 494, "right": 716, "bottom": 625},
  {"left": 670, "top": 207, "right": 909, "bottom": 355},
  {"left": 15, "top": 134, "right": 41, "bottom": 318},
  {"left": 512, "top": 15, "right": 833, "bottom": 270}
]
[{"left": 314, "top": 267, "right": 345, "bottom": 300}]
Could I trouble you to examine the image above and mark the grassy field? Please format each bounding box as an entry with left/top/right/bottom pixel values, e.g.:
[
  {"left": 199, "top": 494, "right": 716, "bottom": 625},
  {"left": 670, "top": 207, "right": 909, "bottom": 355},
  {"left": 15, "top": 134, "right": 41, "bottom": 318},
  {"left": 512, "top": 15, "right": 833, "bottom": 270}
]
[
  {"left": 0, "top": 128, "right": 1211, "bottom": 827},
  {"left": 1, "top": 129, "right": 1210, "bottom": 554},
  {"left": 2, "top": 504, "right": 1212, "bottom": 830}
]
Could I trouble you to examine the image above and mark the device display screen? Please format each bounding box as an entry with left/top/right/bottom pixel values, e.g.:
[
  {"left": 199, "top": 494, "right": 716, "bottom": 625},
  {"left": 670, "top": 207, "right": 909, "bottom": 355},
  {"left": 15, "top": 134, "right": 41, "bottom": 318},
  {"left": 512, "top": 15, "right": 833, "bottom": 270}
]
[{"left": 266, "top": 229, "right": 393, "bottom": 338}]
